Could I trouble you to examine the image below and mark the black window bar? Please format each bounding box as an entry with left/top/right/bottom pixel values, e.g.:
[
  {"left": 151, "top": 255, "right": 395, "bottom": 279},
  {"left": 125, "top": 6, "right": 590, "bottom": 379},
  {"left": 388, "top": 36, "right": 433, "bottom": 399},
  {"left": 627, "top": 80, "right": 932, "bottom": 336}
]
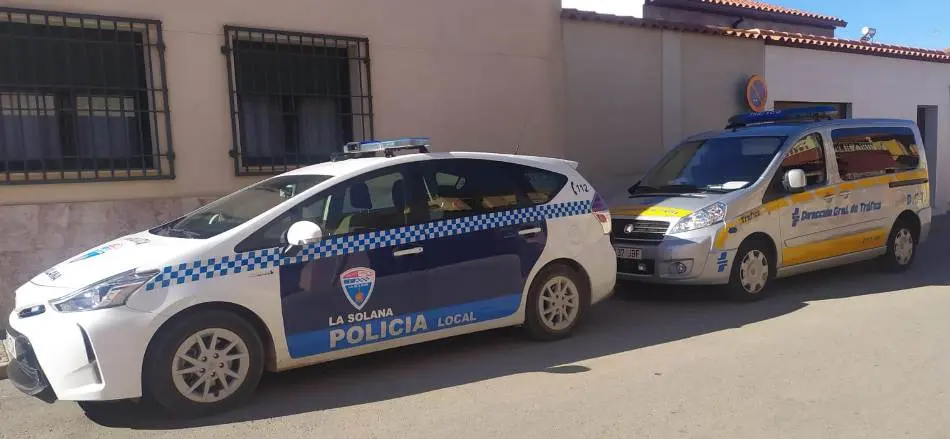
[
  {"left": 222, "top": 25, "right": 373, "bottom": 176},
  {"left": 0, "top": 7, "right": 174, "bottom": 185}
]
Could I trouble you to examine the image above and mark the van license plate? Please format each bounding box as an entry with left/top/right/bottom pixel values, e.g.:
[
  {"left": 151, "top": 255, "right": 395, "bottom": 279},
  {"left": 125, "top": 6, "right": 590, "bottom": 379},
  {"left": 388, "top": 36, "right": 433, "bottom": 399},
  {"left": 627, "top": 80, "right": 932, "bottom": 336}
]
[{"left": 615, "top": 247, "right": 643, "bottom": 260}]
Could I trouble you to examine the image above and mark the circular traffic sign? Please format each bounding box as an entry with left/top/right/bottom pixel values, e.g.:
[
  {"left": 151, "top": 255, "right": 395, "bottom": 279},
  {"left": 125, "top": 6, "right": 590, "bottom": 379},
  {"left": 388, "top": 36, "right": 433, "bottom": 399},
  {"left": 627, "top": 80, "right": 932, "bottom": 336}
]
[{"left": 745, "top": 75, "right": 768, "bottom": 112}]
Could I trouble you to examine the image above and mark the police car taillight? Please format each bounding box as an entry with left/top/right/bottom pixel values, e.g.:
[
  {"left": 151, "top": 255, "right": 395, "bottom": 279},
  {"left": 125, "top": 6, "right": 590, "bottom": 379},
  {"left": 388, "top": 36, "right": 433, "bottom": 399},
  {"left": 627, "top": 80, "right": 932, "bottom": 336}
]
[{"left": 592, "top": 192, "right": 611, "bottom": 235}]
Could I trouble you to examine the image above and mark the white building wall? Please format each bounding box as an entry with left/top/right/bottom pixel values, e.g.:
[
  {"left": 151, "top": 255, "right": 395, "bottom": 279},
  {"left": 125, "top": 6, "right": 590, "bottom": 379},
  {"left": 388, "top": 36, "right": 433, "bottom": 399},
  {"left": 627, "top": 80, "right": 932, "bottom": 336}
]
[{"left": 764, "top": 45, "right": 950, "bottom": 215}]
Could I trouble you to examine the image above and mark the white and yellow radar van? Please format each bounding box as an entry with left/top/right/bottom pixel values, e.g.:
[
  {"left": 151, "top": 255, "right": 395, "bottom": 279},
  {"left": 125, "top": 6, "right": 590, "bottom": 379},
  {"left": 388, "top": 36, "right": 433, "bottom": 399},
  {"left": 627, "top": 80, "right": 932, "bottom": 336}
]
[{"left": 609, "top": 106, "right": 932, "bottom": 300}]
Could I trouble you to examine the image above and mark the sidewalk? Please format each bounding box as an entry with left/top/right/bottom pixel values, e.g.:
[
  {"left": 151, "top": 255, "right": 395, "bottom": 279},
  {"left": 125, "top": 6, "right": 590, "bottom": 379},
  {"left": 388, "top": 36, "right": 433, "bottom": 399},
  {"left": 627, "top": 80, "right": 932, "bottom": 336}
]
[{"left": 0, "top": 335, "right": 8, "bottom": 380}]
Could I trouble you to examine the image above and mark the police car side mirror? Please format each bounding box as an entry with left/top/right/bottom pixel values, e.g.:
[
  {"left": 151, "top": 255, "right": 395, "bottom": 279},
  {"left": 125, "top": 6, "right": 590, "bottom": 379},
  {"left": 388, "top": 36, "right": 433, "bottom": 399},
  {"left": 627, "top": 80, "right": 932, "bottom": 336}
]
[
  {"left": 783, "top": 169, "right": 807, "bottom": 193},
  {"left": 284, "top": 221, "right": 323, "bottom": 257}
]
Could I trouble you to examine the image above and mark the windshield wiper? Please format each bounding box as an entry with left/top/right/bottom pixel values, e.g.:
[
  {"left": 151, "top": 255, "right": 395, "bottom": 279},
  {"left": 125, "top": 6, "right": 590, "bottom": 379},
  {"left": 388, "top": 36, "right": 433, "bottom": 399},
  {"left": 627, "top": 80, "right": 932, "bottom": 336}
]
[
  {"left": 159, "top": 228, "right": 204, "bottom": 239},
  {"left": 628, "top": 180, "right": 660, "bottom": 196},
  {"left": 658, "top": 184, "right": 702, "bottom": 193}
]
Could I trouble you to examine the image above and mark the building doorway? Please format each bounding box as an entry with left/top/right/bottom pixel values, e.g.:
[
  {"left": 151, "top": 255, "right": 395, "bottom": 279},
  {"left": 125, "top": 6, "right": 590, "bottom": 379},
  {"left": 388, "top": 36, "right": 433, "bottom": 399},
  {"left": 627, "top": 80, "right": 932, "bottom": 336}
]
[{"left": 917, "top": 105, "right": 937, "bottom": 208}]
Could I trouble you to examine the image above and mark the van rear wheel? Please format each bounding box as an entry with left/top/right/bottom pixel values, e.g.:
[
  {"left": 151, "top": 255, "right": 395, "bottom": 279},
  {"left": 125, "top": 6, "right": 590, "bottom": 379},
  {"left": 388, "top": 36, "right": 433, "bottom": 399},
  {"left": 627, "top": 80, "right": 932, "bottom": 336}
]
[{"left": 879, "top": 219, "right": 918, "bottom": 272}]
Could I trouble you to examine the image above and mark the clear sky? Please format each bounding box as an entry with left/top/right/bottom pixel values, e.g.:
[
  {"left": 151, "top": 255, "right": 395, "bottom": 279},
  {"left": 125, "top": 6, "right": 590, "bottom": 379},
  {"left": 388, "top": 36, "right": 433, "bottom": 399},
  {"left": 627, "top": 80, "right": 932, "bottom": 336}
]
[{"left": 561, "top": 0, "right": 950, "bottom": 50}]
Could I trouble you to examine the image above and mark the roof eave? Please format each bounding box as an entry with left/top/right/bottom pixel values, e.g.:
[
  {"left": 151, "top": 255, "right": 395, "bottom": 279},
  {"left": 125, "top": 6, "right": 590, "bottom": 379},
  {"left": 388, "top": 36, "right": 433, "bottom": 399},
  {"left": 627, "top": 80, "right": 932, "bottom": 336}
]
[
  {"left": 645, "top": 0, "right": 847, "bottom": 28},
  {"left": 561, "top": 9, "right": 950, "bottom": 64}
]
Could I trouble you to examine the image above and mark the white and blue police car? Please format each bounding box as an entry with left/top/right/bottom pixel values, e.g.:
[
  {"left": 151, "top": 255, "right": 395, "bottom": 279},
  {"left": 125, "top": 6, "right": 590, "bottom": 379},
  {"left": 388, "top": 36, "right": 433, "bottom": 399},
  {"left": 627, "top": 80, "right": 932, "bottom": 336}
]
[{"left": 3, "top": 138, "right": 617, "bottom": 417}]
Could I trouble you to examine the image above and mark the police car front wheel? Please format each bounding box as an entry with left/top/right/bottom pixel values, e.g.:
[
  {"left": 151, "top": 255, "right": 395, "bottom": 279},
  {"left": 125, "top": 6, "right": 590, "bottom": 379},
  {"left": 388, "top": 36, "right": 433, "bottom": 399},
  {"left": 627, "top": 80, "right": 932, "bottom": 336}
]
[
  {"left": 524, "top": 264, "right": 589, "bottom": 340},
  {"left": 143, "top": 310, "right": 265, "bottom": 418}
]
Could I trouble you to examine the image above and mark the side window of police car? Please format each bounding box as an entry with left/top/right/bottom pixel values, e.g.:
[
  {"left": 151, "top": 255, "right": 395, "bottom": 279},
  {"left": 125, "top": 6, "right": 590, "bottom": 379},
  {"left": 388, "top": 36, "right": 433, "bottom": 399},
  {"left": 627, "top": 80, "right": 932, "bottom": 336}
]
[
  {"left": 419, "top": 159, "right": 532, "bottom": 221},
  {"left": 236, "top": 168, "right": 414, "bottom": 252},
  {"left": 764, "top": 133, "right": 827, "bottom": 202}
]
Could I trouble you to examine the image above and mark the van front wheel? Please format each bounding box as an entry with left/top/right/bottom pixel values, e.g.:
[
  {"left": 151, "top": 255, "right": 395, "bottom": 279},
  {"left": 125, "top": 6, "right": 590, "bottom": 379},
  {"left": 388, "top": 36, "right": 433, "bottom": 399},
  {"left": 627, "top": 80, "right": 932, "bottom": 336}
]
[{"left": 725, "top": 240, "right": 774, "bottom": 302}]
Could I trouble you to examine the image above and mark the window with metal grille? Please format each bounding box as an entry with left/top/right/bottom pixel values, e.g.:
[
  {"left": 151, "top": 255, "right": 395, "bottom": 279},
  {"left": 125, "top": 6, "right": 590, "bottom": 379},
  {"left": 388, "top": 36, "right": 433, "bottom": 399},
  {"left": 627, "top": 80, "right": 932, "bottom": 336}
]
[
  {"left": 0, "top": 7, "right": 174, "bottom": 184},
  {"left": 222, "top": 26, "right": 373, "bottom": 176}
]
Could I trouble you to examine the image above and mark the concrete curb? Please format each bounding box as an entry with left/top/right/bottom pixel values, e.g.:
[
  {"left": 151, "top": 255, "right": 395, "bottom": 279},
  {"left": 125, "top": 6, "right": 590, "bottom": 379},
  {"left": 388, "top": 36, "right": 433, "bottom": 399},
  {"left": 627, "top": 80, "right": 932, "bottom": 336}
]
[{"left": 0, "top": 334, "right": 9, "bottom": 380}]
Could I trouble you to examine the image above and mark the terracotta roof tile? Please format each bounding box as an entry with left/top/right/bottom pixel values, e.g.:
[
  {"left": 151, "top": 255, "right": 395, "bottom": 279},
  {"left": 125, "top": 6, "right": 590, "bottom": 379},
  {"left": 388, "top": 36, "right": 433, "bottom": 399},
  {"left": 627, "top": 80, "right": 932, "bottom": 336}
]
[
  {"left": 668, "top": 0, "right": 847, "bottom": 26},
  {"left": 562, "top": 9, "right": 950, "bottom": 64}
]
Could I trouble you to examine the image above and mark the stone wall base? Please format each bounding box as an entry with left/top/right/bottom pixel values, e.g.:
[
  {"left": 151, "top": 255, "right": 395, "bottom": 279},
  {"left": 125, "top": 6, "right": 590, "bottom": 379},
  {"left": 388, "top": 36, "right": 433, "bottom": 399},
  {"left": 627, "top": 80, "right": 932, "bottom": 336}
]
[{"left": 0, "top": 196, "right": 218, "bottom": 329}]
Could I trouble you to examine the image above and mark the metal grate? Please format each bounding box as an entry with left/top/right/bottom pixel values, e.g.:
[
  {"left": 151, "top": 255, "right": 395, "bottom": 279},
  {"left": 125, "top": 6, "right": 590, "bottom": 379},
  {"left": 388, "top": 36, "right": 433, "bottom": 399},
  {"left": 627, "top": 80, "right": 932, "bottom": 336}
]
[
  {"left": 222, "top": 25, "right": 373, "bottom": 176},
  {"left": 0, "top": 7, "right": 174, "bottom": 185},
  {"left": 611, "top": 219, "right": 670, "bottom": 243}
]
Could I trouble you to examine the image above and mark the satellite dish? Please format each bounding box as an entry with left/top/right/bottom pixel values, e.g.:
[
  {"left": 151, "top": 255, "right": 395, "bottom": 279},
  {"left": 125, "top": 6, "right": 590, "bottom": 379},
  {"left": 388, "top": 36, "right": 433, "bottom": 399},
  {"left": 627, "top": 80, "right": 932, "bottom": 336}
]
[{"left": 860, "top": 26, "right": 877, "bottom": 42}]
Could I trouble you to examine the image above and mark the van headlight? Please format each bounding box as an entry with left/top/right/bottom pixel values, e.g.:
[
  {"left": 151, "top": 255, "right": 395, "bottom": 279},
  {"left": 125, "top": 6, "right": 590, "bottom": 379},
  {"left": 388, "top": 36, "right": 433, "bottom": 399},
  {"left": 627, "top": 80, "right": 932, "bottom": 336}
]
[
  {"left": 669, "top": 202, "right": 727, "bottom": 234},
  {"left": 51, "top": 269, "right": 159, "bottom": 312}
]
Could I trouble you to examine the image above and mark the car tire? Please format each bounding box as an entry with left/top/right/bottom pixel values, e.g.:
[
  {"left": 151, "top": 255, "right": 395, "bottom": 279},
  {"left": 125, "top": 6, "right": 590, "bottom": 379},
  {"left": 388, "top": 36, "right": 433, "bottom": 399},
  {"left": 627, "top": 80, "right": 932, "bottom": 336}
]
[
  {"left": 523, "top": 264, "right": 589, "bottom": 341},
  {"left": 725, "top": 239, "right": 774, "bottom": 302},
  {"left": 142, "top": 310, "right": 265, "bottom": 419},
  {"left": 878, "top": 219, "right": 918, "bottom": 273}
]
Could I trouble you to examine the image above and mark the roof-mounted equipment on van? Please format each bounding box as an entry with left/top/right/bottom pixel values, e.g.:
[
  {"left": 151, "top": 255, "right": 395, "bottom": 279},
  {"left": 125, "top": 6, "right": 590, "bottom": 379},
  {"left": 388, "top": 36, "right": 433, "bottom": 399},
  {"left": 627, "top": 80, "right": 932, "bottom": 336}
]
[
  {"left": 726, "top": 106, "right": 839, "bottom": 130},
  {"left": 330, "top": 137, "right": 431, "bottom": 161}
]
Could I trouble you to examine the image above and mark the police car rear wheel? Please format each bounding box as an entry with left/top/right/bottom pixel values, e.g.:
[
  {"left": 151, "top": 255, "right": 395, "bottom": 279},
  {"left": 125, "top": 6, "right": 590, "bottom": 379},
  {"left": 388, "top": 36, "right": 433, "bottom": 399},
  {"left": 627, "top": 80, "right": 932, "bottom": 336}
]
[
  {"left": 524, "top": 265, "right": 588, "bottom": 340},
  {"left": 144, "top": 310, "right": 265, "bottom": 418},
  {"left": 726, "top": 240, "right": 773, "bottom": 302}
]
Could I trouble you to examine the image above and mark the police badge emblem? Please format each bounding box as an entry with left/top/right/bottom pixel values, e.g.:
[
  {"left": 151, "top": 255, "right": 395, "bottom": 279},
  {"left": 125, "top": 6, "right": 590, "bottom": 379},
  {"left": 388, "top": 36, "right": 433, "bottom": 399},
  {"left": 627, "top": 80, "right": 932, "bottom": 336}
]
[{"left": 340, "top": 267, "right": 376, "bottom": 310}]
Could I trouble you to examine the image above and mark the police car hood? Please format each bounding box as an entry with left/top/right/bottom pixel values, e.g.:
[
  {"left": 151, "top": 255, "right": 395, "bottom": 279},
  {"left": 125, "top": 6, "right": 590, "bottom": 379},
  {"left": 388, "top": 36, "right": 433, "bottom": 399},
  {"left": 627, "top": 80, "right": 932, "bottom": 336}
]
[
  {"left": 29, "top": 232, "right": 200, "bottom": 290},
  {"left": 608, "top": 192, "right": 731, "bottom": 221}
]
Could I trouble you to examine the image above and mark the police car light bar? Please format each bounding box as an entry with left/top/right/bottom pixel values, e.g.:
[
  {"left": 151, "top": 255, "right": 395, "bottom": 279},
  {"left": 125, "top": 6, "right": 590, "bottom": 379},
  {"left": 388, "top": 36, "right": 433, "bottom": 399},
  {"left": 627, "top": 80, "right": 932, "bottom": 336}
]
[
  {"left": 332, "top": 137, "right": 431, "bottom": 161},
  {"left": 726, "top": 105, "right": 839, "bottom": 129}
]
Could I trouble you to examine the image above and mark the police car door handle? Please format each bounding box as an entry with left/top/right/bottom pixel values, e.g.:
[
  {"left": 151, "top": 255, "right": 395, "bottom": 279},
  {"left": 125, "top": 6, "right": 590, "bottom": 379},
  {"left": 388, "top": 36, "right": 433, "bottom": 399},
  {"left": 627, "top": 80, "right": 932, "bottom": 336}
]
[
  {"left": 393, "top": 246, "right": 424, "bottom": 257},
  {"left": 518, "top": 227, "right": 543, "bottom": 236},
  {"left": 838, "top": 191, "right": 851, "bottom": 198},
  {"left": 823, "top": 194, "right": 835, "bottom": 202}
]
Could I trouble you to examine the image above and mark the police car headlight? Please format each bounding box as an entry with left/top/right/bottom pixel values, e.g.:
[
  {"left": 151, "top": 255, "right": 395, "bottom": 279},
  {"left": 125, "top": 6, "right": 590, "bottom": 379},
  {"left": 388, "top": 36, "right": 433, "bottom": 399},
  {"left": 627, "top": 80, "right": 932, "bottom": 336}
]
[
  {"left": 51, "top": 269, "right": 159, "bottom": 313},
  {"left": 669, "top": 202, "right": 727, "bottom": 234}
]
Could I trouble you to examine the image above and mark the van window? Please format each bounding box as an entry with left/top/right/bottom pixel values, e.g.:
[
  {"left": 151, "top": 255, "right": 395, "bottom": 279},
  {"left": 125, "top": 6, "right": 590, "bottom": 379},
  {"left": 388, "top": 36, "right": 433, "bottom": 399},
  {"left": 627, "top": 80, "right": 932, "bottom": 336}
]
[
  {"left": 779, "top": 133, "right": 827, "bottom": 186},
  {"left": 765, "top": 133, "right": 827, "bottom": 201},
  {"left": 831, "top": 127, "right": 920, "bottom": 181},
  {"left": 632, "top": 136, "right": 785, "bottom": 195}
]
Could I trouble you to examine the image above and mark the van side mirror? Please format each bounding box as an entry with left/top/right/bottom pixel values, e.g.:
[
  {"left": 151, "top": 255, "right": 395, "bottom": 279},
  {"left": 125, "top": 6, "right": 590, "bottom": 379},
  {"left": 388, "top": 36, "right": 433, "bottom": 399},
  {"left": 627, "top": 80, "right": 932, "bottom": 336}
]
[
  {"left": 283, "top": 221, "right": 323, "bottom": 257},
  {"left": 783, "top": 169, "right": 807, "bottom": 193}
]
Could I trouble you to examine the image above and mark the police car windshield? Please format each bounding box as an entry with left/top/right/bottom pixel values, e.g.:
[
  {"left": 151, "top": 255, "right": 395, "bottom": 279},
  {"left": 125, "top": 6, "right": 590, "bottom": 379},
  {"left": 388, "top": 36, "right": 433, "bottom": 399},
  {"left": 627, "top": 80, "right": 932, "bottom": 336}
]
[
  {"left": 630, "top": 136, "right": 786, "bottom": 195},
  {"left": 150, "top": 175, "right": 331, "bottom": 239}
]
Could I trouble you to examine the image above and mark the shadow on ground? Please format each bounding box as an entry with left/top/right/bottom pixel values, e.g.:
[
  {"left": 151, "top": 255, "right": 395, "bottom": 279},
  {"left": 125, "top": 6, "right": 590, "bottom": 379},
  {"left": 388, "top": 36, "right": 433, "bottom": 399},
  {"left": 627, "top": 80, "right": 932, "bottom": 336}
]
[{"left": 84, "top": 218, "right": 950, "bottom": 429}]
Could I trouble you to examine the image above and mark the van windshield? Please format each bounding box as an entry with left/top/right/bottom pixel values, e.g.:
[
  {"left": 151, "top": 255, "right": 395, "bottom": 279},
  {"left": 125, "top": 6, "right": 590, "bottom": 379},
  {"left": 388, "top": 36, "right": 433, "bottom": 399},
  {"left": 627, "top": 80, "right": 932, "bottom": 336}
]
[
  {"left": 150, "top": 174, "right": 332, "bottom": 239},
  {"left": 630, "top": 136, "right": 786, "bottom": 195}
]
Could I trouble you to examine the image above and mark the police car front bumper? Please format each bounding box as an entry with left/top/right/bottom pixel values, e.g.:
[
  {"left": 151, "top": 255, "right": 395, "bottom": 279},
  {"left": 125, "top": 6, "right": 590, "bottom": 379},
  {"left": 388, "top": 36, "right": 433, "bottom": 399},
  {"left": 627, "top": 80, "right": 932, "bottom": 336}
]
[
  {"left": 4, "top": 327, "right": 57, "bottom": 403},
  {"left": 6, "top": 288, "right": 152, "bottom": 402},
  {"left": 614, "top": 224, "right": 733, "bottom": 285}
]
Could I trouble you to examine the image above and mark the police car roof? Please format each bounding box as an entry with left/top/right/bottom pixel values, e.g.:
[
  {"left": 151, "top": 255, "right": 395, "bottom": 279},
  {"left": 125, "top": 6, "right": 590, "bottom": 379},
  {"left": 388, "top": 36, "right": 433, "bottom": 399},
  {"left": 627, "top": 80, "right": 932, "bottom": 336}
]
[
  {"left": 685, "top": 117, "right": 917, "bottom": 142},
  {"left": 281, "top": 151, "right": 577, "bottom": 179}
]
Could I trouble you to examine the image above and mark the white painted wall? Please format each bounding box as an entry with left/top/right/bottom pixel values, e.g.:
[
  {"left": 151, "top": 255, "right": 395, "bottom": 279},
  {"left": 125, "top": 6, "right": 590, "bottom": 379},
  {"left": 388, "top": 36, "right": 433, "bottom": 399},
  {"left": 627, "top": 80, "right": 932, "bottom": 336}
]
[
  {"left": 764, "top": 45, "right": 950, "bottom": 215},
  {"left": 562, "top": 0, "right": 644, "bottom": 17}
]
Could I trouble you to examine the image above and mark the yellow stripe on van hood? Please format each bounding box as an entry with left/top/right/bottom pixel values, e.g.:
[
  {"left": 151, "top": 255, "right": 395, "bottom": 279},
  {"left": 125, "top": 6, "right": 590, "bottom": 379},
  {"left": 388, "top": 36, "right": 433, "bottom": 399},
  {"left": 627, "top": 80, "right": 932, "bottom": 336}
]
[{"left": 610, "top": 205, "right": 693, "bottom": 218}]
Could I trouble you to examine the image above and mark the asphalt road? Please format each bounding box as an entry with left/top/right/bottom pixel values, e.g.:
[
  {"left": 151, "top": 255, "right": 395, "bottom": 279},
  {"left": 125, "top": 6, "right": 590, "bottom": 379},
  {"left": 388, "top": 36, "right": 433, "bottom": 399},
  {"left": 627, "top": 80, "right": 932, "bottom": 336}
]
[{"left": 1, "top": 220, "right": 949, "bottom": 439}]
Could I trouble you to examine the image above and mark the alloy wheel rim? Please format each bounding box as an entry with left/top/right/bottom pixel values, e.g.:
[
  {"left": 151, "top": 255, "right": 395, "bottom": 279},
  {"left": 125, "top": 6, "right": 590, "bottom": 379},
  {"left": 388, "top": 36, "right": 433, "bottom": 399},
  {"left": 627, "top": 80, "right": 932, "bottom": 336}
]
[
  {"left": 894, "top": 229, "right": 914, "bottom": 265},
  {"left": 739, "top": 250, "right": 769, "bottom": 294},
  {"left": 539, "top": 275, "right": 580, "bottom": 331},
  {"left": 171, "top": 328, "right": 250, "bottom": 404}
]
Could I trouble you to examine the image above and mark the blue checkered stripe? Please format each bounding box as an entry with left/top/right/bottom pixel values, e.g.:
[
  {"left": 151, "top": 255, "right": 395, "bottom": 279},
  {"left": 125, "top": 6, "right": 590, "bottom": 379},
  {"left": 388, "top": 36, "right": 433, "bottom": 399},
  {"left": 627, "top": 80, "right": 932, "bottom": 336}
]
[{"left": 144, "top": 199, "right": 592, "bottom": 291}]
